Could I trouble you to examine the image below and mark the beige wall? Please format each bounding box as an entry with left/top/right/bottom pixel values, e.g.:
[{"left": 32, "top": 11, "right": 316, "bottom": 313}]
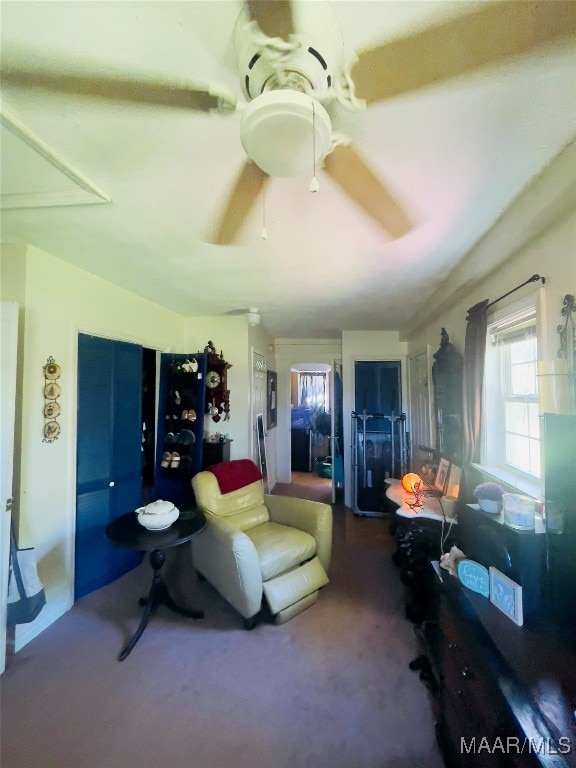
[
  {"left": 1, "top": 244, "right": 186, "bottom": 649},
  {"left": 404, "top": 140, "right": 576, "bottom": 356},
  {"left": 402, "top": 145, "right": 576, "bottom": 493},
  {"left": 404, "top": 210, "right": 576, "bottom": 363},
  {"left": 1, "top": 245, "right": 277, "bottom": 648}
]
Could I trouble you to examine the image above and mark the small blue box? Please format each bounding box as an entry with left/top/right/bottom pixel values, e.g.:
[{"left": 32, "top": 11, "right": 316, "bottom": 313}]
[{"left": 291, "top": 408, "right": 311, "bottom": 428}]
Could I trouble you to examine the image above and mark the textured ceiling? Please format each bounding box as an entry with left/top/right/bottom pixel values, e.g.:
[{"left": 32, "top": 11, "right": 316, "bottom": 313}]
[{"left": 1, "top": 1, "right": 575, "bottom": 338}]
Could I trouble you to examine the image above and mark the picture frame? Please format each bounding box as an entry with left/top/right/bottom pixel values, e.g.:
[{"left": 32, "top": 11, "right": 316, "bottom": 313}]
[
  {"left": 489, "top": 567, "right": 523, "bottom": 626},
  {"left": 446, "top": 463, "right": 461, "bottom": 498},
  {"left": 267, "top": 370, "right": 277, "bottom": 429},
  {"left": 435, "top": 458, "right": 450, "bottom": 493}
]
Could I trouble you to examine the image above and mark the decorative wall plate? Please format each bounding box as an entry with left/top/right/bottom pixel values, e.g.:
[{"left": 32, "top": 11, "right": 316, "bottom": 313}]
[
  {"left": 457, "top": 559, "right": 490, "bottom": 598},
  {"left": 44, "top": 382, "right": 61, "bottom": 400},
  {"left": 44, "top": 421, "right": 61, "bottom": 439},
  {"left": 44, "top": 401, "right": 61, "bottom": 419},
  {"left": 44, "top": 361, "right": 61, "bottom": 380}
]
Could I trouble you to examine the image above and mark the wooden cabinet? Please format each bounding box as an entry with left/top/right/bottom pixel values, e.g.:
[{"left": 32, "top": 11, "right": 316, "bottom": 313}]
[
  {"left": 201, "top": 439, "right": 232, "bottom": 469},
  {"left": 154, "top": 353, "right": 207, "bottom": 510},
  {"left": 420, "top": 575, "right": 576, "bottom": 767}
]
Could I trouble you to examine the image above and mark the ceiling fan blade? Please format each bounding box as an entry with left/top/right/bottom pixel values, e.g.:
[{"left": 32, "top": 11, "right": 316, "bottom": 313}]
[
  {"left": 212, "top": 162, "right": 270, "bottom": 245},
  {"left": 247, "top": 0, "right": 295, "bottom": 40},
  {"left": 323, "top": 145, "right": 413, "bottom": 239},
  {"left": 353, "top": 2, "right": 576, "bottom": 105},
  {"left": 1, "top": 65, "right": 234, "bottom": 112}
]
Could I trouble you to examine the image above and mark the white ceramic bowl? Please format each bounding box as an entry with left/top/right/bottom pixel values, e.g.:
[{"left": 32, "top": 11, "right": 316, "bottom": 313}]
[{"left": 136, "top": 500, "right": 179, "bottom": 531}]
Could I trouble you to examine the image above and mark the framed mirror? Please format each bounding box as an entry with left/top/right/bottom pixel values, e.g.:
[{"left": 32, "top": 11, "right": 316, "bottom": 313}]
[{"left": 256, "top": 413, "right": 268, "bottom": 493}]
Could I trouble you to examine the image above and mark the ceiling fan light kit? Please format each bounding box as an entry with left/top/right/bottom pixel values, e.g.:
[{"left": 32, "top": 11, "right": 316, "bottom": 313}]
[
  {"left": 246, "top": 308, "right": 261, "bottom": 327},
  {"left": 240, "top": 90, "right": 332, "bottom": 178},
  {"left": 5, "top": 2, "right": 575, "bottom": 247}
]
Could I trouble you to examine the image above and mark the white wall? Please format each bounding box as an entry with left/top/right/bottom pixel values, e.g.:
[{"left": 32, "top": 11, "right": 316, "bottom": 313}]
[
  {"left": 404, "top": 140, "right": 576, "bottom": 355},
  {"left": 341, "top": 331, "right": 408, "bottom": 507},
  {"left": 181, "top": 317, "right": 276, "bottom": 488}
]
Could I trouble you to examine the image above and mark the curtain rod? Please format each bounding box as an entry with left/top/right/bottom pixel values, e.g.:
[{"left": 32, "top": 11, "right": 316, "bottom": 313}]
[{"left": 486, "top": 274, "right": 545, "bottom": 309}]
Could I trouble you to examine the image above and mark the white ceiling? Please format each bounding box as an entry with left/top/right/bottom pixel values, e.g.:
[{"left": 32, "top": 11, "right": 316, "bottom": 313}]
[{"left": 1, "top": 1, "right": 575, "bottom": 339}]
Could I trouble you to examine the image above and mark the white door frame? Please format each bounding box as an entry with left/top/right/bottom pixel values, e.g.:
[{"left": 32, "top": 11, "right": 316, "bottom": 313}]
[{"left": 1, "top": 302, "right": 19, "bottom": 674}]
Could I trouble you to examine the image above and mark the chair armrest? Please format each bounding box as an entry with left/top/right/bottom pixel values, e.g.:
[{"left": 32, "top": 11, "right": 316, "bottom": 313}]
[
  {"left": 264, "top": 495, "right": 332, "bottom": 572},
  {"left": 191, "top": 517, "right": 263, "bottom": 619}
]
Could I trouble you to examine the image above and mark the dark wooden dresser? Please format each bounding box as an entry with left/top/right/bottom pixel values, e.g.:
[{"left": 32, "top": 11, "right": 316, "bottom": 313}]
[
  {"left": 420, "top": 573, "right": 576, "bottom": 767},
  {"left": 201, "top": 438, "right": 232, "bottom": 469}
]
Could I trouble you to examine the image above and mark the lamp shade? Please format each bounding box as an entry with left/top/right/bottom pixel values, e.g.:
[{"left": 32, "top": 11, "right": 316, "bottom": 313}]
[
  {"left": 402, "top": 473, "right": 422, "bottom": 493},
  {"left": 240, "top": 90, "right": 332, "bottom": 178}
]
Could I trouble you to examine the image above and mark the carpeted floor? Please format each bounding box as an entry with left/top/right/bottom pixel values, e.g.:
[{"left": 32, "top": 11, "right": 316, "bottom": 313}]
[{"left": 1, "top": 485, "right": 444, "bottom": 768}]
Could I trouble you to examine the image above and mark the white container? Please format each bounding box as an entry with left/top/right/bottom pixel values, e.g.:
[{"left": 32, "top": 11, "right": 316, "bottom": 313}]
[
  {"left": 136, "top": 499, "right": 179, "bottom": 530},
  {"left": 477, "top": 498, "right": 501, "bottom": 514},
  {"left": 502, "top": 493, "right": 536, "bottom": 530}
]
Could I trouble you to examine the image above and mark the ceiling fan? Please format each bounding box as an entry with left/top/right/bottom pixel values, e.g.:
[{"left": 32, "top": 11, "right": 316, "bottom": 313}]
[{"left": 2, "top": 0, "right": 575, "bottom": 245}]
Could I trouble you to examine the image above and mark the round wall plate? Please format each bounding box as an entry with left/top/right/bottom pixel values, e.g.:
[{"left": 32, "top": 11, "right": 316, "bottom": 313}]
[
  {"left": 44, "top": 401, "right": 61, "bottom": 418},
  {"left": 44, "top": 382, "right": 61, "bottom": 400},
  {"left": 44, "top": 362, "right": 61, "bottom": 380},
  {"left": 44, "top": 421, "right": 61, "bottom": 439}
]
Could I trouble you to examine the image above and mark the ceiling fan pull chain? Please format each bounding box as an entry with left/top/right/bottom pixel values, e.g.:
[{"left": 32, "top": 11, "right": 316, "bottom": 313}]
[{"left": 310, "top": 102, "right": 320, "bottom": 193}]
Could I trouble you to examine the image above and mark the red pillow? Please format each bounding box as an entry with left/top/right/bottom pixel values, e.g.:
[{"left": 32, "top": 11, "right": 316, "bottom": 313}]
[{"left": 206, "top": 459, "right": 263, "bottom": 495}]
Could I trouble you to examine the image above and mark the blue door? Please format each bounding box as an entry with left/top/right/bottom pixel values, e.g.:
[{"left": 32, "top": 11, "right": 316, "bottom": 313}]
[{"left": 75, "top": 335, "right": 143, "bottom": 600}]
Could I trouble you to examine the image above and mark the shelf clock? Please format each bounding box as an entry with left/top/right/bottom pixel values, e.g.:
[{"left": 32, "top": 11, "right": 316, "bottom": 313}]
[{"left": 204, "top": 341, "right": 232, "bottom": 422}]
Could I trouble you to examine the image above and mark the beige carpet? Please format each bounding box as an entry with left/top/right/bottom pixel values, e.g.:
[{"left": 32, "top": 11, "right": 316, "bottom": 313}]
[{"left": 1, "top": 489, "right": 444, "bottom": 768}]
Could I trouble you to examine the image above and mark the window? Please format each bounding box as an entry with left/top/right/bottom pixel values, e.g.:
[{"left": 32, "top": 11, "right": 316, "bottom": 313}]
[
  {"left": 297, "top": 373, "right": 328, "bottom": 410},
  {"left": 482, "top": 303, "right": 540, "bottom": 484}
]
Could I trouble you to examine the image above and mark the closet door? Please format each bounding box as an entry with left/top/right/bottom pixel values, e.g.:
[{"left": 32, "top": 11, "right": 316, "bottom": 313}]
[{"left": 75, "top": 335, "right": 142, "bottom": 600}]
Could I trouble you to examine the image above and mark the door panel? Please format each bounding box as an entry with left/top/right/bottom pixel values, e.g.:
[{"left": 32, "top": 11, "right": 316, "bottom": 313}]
[
  {"left": 76, "top": 337, "right": 114, "bottom": 490},
  {"left": 75, "top": 335, "right": 142, "bottom": 601},
  {"left": 1, "top": 302, "right": 18, "bottom": 674},
  {"left": 75, "top": 488, "right": 114, "bottom": 598},
  {"left": 113, "top": 341, "right": 143, "bottom": 481}
]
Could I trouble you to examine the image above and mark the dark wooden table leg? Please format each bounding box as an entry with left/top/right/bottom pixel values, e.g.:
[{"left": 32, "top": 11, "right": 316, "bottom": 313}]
[{"left": 118, "top": 548, "right": 202, "bottom": 661}]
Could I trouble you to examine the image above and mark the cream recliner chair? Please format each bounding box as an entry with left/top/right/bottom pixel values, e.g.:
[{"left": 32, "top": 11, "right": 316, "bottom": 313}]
[{"left": 191, "top": 459, "right": 332, "bottom": 628}]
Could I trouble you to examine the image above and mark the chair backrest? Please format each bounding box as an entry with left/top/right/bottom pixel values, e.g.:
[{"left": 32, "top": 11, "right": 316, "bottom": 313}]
[{"left": 192, "top": 460, "right": 269, "bottom": 531}]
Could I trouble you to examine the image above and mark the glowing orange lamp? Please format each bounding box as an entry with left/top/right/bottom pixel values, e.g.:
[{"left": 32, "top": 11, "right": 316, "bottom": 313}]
[{"left": 402, "top": 473, "right": 422, "bottom": 494}]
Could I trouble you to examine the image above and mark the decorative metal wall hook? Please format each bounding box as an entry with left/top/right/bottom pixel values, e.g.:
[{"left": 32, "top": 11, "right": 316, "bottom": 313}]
[
  {"left": 557, "top": 294, "right": 575, "bottom": 361},
  {"left": 557, "top": 293, "right": 576, "bottom": 401}
]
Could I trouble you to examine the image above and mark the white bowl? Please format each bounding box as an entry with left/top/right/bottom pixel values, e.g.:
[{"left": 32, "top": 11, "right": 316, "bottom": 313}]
[{"left": 136, "top": 500, "right": 179, "bottom": 530}]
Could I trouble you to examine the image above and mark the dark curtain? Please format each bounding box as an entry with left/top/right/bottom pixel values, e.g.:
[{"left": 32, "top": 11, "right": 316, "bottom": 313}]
[{"left": 462, "top": 300, "right": 489, "bottom": 466}]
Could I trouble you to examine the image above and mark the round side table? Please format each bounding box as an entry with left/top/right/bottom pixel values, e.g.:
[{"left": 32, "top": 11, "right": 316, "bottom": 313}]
[{"left": 105, "top": 509, "right": 206, "bottom": 661}]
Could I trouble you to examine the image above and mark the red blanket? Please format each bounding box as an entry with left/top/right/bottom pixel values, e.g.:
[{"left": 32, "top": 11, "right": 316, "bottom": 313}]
[{"left": 206, "top": 459, "right": 263, "bottom": 495}]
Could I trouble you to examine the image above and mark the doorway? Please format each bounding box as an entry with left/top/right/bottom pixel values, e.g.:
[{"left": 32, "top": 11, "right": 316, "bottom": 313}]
[
  {"left": 290, "top": 364, "right": 330, "bottom": 477},
  {"left": 289, "top": 362, "right": 344, "bottom": 503},
  {"left": 352, "top": 360, "right": 405, "bottom": 516}
]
